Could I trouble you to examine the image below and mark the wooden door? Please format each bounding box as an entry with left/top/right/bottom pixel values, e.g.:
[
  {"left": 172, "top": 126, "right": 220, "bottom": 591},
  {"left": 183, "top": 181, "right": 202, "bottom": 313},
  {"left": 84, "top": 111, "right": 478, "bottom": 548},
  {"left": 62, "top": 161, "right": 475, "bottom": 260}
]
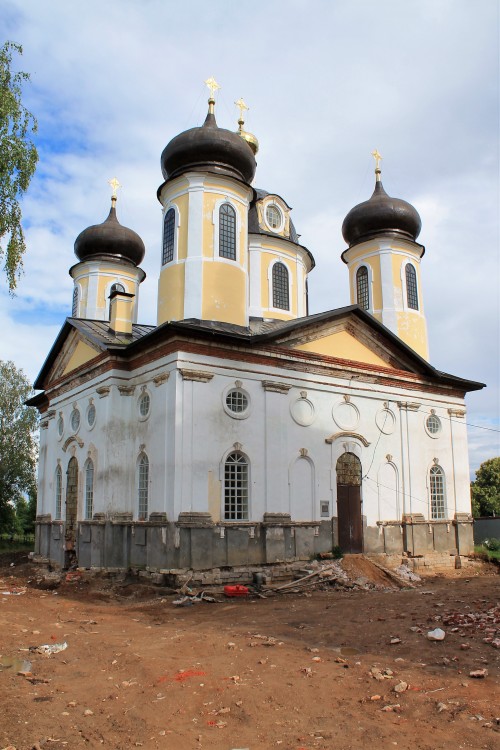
[
  {"left": 336, "top": 452, "right": 363, "bottom": 554},
  {"left": 337, "top": 484, "right": 363, "bottom": 553}
]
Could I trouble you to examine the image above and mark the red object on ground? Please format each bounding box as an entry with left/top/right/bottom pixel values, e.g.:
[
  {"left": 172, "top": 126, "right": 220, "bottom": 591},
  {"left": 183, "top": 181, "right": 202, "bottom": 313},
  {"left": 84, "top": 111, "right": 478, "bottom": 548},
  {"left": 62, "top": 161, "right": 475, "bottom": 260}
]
[{"left": 224, "top": 585, "right": 249, "bottom": 597}]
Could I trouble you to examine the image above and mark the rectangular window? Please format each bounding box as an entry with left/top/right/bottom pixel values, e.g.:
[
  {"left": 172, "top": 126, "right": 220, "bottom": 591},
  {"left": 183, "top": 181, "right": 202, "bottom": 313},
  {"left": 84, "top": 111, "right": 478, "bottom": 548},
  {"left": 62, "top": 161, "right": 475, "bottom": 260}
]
[
  {"left": 430, "top": 468, "right": 446, "bottom": 520},
  {"left": 138, "top": 457, "right": 149, "bottom": 520},
  {"left": 55, "top": 467, "right": 62, "bottom": 520},
  {"left": 224, "top": 453, "right": 248, "bottom": 520},
  {"left": 85, "top": 461, "right": 94, "bottom": 520},
  {"left": 219, "top": 204, "right": 236, "bottom": 260}
]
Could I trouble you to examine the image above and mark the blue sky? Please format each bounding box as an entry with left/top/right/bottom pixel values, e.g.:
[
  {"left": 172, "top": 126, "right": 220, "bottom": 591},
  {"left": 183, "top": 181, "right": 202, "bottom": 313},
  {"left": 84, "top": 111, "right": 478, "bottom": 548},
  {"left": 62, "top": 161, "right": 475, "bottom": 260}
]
[{"left": 1, "top": 0, "right": 499, "bottom": 474}]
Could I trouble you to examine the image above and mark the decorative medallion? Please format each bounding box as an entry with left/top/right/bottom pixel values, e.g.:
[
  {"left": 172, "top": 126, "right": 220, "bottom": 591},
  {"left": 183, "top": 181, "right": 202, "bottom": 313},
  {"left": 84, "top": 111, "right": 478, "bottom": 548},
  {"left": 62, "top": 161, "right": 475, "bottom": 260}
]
[{"left": 332, "top": 400, "right": 360, "bottom": 431}]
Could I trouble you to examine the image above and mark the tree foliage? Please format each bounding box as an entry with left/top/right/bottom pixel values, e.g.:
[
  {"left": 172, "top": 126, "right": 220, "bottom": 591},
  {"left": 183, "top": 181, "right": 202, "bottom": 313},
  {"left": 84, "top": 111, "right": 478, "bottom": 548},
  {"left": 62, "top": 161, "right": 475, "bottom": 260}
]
[
  {"left": 0, "top": 41, "right": 38, "bottom": 293},
  {"left": 0, "top": 360, "right": 38, "bottom": 531},
  {"left": 471, "top": 457, "right": 500, "bottom": 517}
]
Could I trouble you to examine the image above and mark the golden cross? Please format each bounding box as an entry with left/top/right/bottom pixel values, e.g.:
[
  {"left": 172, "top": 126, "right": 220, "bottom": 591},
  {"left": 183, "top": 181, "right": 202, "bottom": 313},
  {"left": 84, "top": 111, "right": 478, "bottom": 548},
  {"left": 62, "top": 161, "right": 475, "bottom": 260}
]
[
  {"left": 204, "top": 76, "right": 220, "bottom": 99},
  {"left": 235, "top": 97, "right": 249, "bottom": 121},
  {"left": 108, "top": 177, "right": 121, "bottom": 198},
  {"left": 371, "top": 149, "right": 383, "bottom": 170}
]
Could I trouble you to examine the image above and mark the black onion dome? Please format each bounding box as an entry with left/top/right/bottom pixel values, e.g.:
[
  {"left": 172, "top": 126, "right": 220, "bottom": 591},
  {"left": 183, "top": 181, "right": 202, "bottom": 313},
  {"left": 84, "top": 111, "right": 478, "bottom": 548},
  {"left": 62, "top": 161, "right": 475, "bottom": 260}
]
[
  {"left": 342, "top": 179, "right": 421, "bottom": 247},
  {"left": 161, "top": 110, "right": 256, "bottom": 184},
  {"left": 74, "top": 202, "right": 145, "bottom": 266}
]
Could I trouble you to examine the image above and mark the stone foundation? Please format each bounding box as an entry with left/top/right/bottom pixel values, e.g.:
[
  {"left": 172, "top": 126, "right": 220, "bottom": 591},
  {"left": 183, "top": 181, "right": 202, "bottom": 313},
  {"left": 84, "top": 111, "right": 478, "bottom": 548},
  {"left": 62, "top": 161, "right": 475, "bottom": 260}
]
[{"left": 34, "top": 511, "right": 474, "bottom": 574}]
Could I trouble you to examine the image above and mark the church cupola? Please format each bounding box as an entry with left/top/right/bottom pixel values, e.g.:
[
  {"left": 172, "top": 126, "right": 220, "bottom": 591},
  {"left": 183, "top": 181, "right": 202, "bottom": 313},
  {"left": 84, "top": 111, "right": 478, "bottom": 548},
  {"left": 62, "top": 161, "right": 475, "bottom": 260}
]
[
  {"left": 341, "top": 152, "right": 429, "bottom": 360},
  {"left": 342, "top": 155, "right": 421, "bottom": 247},
  {"left": 70, "top": 179, "right": 146, "bottom": 322},
  {"left": 74, "top": 193, "right": 145, "bottom": 266},
  {"left": 160, "top": 80, "right": 256, "bottom": 185},
  {"left": 156, "top": 79, "right": 255, "bottom": 328}
]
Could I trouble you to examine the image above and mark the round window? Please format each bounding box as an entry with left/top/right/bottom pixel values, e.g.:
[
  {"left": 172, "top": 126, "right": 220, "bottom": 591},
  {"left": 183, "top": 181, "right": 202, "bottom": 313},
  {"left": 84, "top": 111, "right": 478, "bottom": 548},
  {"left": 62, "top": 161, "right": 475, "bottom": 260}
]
[
  {"left": 57, "top": 416, "right": 64, "bottom": 437},
  {"left": 266, "top": 204, "right": 282, "bottom": 230},
  {"left": 426, "top": 414, "right": 441, "bottom": 436},
  {"left": 226, "top": 389, "right": 249, "bottom": 414},
  {"left": 71, "top": 409, "right": 80, "bottom": 432},
  {"left": 87, "top": 403, "right": 96, "bottom": 428},
  {"left": 139, "top": 392, "right": 151, "bottom": 418}
]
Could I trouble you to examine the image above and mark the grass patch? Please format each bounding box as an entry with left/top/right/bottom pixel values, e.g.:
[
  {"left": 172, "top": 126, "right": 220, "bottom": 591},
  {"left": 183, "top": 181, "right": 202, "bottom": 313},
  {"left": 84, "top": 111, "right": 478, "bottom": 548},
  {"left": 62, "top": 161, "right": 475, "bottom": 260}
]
[
  {"left": 0, "top": 534, "right": 34, "bottom": 554},
  {"left": 474, "top": 544, "right": 500, "bottom": 561}
]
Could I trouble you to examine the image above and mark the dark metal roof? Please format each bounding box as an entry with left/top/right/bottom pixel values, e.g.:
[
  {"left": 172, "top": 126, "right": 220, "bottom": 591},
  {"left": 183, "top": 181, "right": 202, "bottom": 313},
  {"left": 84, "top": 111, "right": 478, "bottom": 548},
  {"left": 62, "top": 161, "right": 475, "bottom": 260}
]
[
  {"left": 74, "top": 203, "right": 145, "bottom": 266},
  {"left": 160, "top": 109, "right": 256, "bottom": 184},
  {"left": 342, "top": 179, "right": 422, "bottom": 248},
  {"left": 248, "top": 189, "right": 315, "bottom": 269},
  {"left": 32, "top": 309, "right": 485, "bottom": 395}
]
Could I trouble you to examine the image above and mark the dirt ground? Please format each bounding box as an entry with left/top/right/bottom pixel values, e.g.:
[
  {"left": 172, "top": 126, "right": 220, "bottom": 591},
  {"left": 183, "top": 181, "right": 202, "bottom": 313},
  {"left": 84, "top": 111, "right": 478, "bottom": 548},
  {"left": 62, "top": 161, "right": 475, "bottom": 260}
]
[{"left": 0, "top": 553, "right": 499, "bottom": 750}]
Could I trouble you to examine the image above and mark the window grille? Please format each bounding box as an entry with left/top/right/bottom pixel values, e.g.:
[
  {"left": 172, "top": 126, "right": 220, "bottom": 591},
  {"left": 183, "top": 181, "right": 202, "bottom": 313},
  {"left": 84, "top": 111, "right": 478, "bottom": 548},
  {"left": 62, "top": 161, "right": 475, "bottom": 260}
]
[
  {"left": 356, "top": 266, "right": 369, "bottom": 310},
  {"left": 226, "top": 389, "right": 248, "bottom": 414},
  {"left": 110, "top": 283, "right": 125, "bottom": 295},
  {"left": 430, "top": 465, "right": 446, "bottom": 519},
  {"left": 85, "top": 459, "right": 94, "bottom": 520},
  {"left": 139, "top": 392, "right": 150, "bottom": 418},
  {"left": 71, "top": 409, "right": 80, "bottom": 432},
  {"left": 55, "top": 466, "right": 62, "bottom": 520},
  {"left": 336, "top": 452, "right": 362, "bottom": 486},
  {"left": 219, "top": 204, "right": 236, "bottom": 260},
  {"left": 266, "top": 204, "right": 282, "bottom": 230},
  {"left": 162, "top": 208, "right": 175, "bottom": 265},
  {"left": 426, "top": 415, "right": 441, "bottom": 434},
  {"left": 224, "top": 452, "right": 249, "bottom": 520},
  {"left": 272, "top": 262, "right": 290, "bottom": 310},
  {"left": 72, "top": 287, "right": 79, "bottom": 317},
  {"left": 138, "top": 454, "right": 149, "bottom": 520},
  {"left": 87, "top": 404, "right": 96, "bottom": 428},
  {"left": 405, "top": 264, "right": 419, "bottom": 310}
]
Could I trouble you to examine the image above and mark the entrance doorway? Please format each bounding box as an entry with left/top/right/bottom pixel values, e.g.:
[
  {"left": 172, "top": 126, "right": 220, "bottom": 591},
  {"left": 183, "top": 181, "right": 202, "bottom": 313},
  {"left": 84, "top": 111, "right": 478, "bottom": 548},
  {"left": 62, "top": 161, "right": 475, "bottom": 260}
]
[
  {"left": 336, "top": 452, "right": 363, "bottom": 553},
  {"left": 65, "top": 456, "right": 79, "bottom": 566}
]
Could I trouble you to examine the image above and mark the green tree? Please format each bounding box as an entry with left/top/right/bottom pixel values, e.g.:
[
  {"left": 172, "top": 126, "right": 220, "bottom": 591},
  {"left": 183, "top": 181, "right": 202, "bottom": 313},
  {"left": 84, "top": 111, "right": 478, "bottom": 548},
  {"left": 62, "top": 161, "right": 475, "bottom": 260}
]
[
  {"left": 0, "top": 360, "right": 38, "bottom": 531},
  {"left": 471, "top": 457, "right": 500, "bottom": 517},
  {"left": 0, "top": 41, "right": 38, "bottom": 293}
]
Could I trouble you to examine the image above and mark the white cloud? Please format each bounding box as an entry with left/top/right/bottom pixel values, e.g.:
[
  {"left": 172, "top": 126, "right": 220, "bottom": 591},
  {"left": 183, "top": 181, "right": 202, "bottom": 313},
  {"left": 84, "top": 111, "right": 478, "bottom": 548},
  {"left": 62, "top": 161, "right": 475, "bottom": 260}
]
[{"left": 1, "top": 0, "right": 498, "bottom": 470}]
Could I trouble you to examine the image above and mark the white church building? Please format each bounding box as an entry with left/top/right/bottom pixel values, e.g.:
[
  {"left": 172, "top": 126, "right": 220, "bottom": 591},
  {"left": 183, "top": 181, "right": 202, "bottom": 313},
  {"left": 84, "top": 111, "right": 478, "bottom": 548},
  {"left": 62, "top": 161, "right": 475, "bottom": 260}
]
[{"left": 29, "top": 86, "right": 483, "bottom": 575}]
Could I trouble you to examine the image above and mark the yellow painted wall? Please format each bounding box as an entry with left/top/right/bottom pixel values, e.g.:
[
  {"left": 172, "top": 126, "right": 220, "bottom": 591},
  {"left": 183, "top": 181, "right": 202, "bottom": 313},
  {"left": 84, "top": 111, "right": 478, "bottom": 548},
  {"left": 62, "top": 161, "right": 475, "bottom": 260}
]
[
  {"left": 202, "top": 262, "right": 247, "bottom": 325},
  {"left": 96, "top": 274, "right": 133, "bottom": 299},
  {"left": 395, "top": 312, "right": 429, "bottom": 359},
  {"left": 62, "top": 340, "right": 100, "bottom": 375},
  {"left": 175, "top": 193, "right": 189, "bottom": 260},
  {"left": 202, "top": 191, "right": 247, "bottom": 263},
  {"left": 294, "top": 329, "right": 393, "bottom": 368},
  {"left": 348, "top": 255, "right": 382, "bottom": 312},
  {"left": 157, "top": 263, "right": 185, "bottom": 323},
  {"left": 259, "top": 249, "right": 298, "bottom": 319}
]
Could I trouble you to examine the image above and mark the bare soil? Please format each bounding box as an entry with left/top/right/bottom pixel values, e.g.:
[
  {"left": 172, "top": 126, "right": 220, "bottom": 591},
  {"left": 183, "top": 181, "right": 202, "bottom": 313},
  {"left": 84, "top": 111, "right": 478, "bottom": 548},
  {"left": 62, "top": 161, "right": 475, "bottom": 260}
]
[{"left": 0, "top": 553, "right": 499, "bottom": 750}]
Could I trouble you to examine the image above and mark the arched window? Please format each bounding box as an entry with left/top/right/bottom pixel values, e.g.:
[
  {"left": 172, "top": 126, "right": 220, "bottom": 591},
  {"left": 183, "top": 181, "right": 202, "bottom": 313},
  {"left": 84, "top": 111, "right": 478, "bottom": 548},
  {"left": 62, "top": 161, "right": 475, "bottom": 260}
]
[
  {"left": 84, "top": 459, "right": 94, "bottom": 520},
  {"left": 110, "top": 282, "right": 125, "bottom": 295},
  {"left": 72, "top": 287, "right": 79, "bottom": 317},
  {"left": 137, "top": 453, "right": 149, "bottom": 520},
  {"left": 162, "top": 208, "right": 175, "bottom": 265},
  {"left": 356, "top": 266, "right": 369, "bottom": 310},
  {"left": 224, "top": 452, "right": 248, "bottom": 520},
  {"left": 272, "top": 262, "right": 290, "bottom": 310},
  {"left": 429, "top": 465, "right": 446, "bottom": 520},
  {"left": 219, "top": 203, "right": 236, "bottom": 260},
  {"left": 405, "top": 264, "right": 419, "bottom": 310},
  {"left": 55, "top": 465, "right": 62, "bottom": 520}
]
